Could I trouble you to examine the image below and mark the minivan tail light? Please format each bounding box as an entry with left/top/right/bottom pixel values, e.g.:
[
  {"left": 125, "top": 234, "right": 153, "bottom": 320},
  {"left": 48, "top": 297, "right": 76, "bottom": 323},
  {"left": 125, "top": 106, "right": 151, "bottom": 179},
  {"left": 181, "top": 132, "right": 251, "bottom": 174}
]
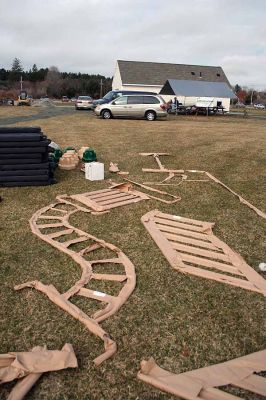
[{"left": 160, "top": 104, "right": 166, "bottom": 110}]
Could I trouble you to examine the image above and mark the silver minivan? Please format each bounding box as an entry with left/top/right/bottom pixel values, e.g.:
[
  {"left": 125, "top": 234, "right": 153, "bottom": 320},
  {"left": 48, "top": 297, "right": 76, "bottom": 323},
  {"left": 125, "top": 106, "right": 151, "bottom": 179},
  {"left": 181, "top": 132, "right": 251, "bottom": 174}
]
[{"left": 94, "top": 94, "right": 167, "bottom": 121}]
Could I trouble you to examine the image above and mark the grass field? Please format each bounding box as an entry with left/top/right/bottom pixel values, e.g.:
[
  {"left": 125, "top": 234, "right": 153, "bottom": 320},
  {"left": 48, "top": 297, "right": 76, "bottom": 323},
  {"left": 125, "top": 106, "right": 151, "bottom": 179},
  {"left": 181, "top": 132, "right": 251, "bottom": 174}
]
[
  {"left": 230, "top": 107, "right": 266, "bottom": 116},
  {"left": 0, "top": 109, "right": 266, "bottom": 400},
  {"left": 0, "top": 106, "right": 39, "bottom": 118}
]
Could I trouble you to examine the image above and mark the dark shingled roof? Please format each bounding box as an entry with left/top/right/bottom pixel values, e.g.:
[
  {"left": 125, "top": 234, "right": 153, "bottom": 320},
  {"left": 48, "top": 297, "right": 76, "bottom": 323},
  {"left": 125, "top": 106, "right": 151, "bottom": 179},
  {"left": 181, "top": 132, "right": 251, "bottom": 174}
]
[
  {"left": 118, "top": 60, "right": 230, "bottom": 86},
  {"left": 160, "top": 79, "right": 236, "bottom": 98}
]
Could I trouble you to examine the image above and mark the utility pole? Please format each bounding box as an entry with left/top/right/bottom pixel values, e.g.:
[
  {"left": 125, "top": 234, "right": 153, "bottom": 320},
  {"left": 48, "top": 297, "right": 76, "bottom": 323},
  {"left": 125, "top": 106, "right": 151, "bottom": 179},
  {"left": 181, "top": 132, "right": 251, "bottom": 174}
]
[
  {"left": 100, "top": 79, "right": 103, "bottom": 98},
  {"left": 20, "top": 75, "right": 23, "bottom": 91},
  {"left": 250, "top": 89, "right": 254, "bottom": 106}
]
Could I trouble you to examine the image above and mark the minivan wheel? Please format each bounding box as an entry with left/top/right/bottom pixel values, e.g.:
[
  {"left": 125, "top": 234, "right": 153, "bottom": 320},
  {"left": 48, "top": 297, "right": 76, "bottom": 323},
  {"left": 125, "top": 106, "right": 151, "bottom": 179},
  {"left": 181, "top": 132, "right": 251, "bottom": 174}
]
[
  {"left": 145, "top": 110, "right": 156, "bottom": 121},
  {"left": 101, "top": 109, "right": 112, "bottom": 119}
]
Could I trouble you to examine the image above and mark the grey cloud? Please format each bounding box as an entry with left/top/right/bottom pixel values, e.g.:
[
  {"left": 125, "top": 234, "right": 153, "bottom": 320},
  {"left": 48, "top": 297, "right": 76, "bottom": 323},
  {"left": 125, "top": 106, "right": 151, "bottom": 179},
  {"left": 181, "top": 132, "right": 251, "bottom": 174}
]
[{"left": 0, "top": 0, "right": 265, "bottom": 87}]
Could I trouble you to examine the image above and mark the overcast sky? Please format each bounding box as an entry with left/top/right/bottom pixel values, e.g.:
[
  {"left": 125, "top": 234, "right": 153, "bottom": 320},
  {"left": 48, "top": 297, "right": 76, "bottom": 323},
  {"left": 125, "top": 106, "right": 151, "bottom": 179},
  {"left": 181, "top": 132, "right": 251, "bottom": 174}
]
[{"left": 0, "top": 0, "right": 265, "bottom": 88}]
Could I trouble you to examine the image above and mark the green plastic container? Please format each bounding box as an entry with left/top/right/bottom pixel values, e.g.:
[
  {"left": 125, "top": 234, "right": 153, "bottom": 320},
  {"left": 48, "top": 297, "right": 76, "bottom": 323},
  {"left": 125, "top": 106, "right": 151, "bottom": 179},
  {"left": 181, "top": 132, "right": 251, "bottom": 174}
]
[
  {"left": 63, "top": 146, "right": 76, "bottom": 153},
  {"left": 53, "top": 149, "right": 63, "bottom": 162},
  {"left": 82, "top": 148, "right": 97, "bottom": 163}
]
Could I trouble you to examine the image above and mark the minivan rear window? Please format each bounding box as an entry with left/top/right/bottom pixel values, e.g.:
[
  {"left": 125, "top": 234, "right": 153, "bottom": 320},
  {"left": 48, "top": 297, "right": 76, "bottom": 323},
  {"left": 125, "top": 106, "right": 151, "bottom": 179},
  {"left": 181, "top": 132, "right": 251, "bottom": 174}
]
[
  {"left": 127, "top": 96, "right": 144, "bottom": 104},
  {"left": 143, "top": 96, "right": 160, "bottom": 104}
]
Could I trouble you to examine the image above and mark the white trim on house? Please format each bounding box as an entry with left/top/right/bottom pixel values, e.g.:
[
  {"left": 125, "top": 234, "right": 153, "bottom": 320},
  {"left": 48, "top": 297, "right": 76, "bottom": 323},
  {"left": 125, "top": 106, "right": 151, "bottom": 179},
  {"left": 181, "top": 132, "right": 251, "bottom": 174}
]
[
  {"left": 121, "top": 84, "right": 163, "bottom": 87},
  {"left": 121, "top": 85, "right": 162, "bottom": 93},
  {"left": 112, "top": 61, "right": 122, "bottom": 90}
]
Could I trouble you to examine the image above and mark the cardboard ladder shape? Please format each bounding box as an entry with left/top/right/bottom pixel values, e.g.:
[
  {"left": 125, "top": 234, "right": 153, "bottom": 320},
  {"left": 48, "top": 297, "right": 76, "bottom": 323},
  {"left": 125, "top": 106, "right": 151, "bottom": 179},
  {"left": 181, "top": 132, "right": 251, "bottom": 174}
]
[
  {"left": 138, "top": 350, "right": 266, "bottom": 399},
  {"left": 69, "top": 185, "right": 149, "bottom": 213},
  {"left": 141, "top": 210, "right": 266, "bottom": 296},
  {"left": 15, "top": 197, "right": 136, "bottom": 365}
]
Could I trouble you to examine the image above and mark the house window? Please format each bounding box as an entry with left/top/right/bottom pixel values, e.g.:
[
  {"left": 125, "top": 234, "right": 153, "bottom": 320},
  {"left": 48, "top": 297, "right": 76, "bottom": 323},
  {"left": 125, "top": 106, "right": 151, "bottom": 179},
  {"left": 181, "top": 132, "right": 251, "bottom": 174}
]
[
  {"left": 191, "top": 72, "right": 195, "bottom": 75},
  {"left": 199, "top": 72, "right": 202, "bottom": 77},
  {"left": 217, "top": 73, "right": 221, "bottom": 77}
]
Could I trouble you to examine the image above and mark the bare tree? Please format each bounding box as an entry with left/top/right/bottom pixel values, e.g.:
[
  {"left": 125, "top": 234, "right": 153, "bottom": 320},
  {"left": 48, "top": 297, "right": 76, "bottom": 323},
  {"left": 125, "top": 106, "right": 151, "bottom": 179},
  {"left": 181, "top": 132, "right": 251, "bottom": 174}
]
[{"left": 46, "top": 66, "right": 62, "bottom": 98}]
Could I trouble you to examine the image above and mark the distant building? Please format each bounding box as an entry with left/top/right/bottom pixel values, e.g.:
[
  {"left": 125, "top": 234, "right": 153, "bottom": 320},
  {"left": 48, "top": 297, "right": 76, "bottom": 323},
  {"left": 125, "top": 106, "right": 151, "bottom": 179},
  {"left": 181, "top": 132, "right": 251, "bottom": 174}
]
[
  {"left": 160, "top": 79, "right": 236, "bottom": 111},
  {"left": 112, "top": 60, "right": 235, "bottom": 111}
]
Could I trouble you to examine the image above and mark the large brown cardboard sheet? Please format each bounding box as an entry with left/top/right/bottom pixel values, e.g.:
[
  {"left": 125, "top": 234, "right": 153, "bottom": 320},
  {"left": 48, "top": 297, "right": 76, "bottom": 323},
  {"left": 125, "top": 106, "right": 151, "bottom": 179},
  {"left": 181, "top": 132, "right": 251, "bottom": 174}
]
[
  {"left": 138, "top": 350, "right": 266, "bottom": 399},
  {"left": 1, "top": 344, "right": 77, "bottom": 400}
]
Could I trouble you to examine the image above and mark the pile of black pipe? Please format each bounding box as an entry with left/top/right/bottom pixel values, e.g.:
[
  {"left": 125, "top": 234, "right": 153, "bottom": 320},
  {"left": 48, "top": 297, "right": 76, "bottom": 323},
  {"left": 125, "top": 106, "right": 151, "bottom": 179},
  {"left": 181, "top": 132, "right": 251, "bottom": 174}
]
[{"left": 0, "top": 126, "right": 57, "bottom": 187}]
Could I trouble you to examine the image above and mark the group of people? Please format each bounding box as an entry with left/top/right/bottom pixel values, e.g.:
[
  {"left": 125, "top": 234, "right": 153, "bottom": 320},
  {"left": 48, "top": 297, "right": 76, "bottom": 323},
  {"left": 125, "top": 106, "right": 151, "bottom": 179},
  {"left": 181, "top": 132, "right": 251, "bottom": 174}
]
[{"left": 166, "top": 96, "right": 180, "bottom": 113}]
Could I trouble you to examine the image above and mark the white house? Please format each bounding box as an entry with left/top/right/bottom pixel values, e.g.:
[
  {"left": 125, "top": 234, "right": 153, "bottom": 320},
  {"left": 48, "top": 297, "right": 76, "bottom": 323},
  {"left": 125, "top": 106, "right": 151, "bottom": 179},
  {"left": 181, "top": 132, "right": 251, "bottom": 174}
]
[{"left": 112, "top": 60, "right": 235, "bottom": 111}]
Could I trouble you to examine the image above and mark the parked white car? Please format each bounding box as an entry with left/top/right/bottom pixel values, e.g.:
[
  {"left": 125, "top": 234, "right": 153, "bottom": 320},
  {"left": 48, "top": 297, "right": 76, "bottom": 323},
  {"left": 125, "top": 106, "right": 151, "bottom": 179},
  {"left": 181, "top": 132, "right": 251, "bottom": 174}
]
[
  {"left": 94, "top": 94, "right": 167, "bottom": 120},
  {"left": 235, "top": 102, "right": 246, "bottom": 108},
  {"left": 254, "top": 103, "right": 265, "bottom": 109},
  {"left": 75, "top": 96, "right": 93, "bottom": 110}
]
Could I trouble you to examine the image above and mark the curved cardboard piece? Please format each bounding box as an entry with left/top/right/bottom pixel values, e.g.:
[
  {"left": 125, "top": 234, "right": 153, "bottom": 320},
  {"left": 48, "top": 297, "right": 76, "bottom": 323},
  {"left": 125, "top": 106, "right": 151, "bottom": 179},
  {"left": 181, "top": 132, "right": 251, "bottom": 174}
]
[{"left": 15, "top": 196, "right": 136, "bottom": 365}]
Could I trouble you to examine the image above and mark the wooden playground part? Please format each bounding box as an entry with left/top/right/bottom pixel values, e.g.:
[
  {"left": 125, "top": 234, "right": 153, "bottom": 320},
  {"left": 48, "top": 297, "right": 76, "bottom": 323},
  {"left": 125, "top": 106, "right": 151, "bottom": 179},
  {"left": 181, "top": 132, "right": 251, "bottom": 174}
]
[
  {"left": 141, "top": 210, "right": 266, "bottom": 296},
  {"left": 1, "top": 344, "right": 77, "bottom": 400},
  {"left": 138, "top": 350, "right": 266, "bottom": 399},
  {"left": 123, "top": 178, "right": 181, "bottom": 204},
  {"left": 203, "top": 171, "right": 266, "bottom": 220},
  {"left": 15, "top": 196, "right": 136, "bottom": 365},
  {"left": 69, "top": 183, "right": 149, "bottom": 213},
  {"left": 78, "top": 147, "right": 89, "bottom": 160},
  {"left": 139, "top": 153, "right": 265, "bottom": 219},
  {"left": 139, "top": 152, "right": 184, "bottom": 175},
  {"left": 109, "top": 162, "right": 120, "bottom": 173}
]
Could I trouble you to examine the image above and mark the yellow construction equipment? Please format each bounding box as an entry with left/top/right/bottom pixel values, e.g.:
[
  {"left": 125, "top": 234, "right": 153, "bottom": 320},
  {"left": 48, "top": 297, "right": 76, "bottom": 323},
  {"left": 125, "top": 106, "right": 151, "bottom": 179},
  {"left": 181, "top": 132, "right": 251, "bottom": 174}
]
[{"left": 17, "top": 90, "right": 32, "bottom": 106}]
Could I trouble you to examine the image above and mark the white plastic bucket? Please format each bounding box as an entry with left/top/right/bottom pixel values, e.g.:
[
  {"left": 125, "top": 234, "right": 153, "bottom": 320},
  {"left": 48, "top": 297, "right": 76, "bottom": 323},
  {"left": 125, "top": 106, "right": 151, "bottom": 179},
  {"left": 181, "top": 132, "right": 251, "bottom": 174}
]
[{"left": 85, "top": 162, "right": 104, "bottom": 181}]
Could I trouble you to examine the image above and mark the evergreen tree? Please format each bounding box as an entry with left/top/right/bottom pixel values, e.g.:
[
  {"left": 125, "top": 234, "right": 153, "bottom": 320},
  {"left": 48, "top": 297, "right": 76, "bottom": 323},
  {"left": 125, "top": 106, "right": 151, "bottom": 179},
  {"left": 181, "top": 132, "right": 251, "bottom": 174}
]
[
  {"left": 29, "top": 63, "right": 39, "bottom": 82},
  {"left": 9, "top": 58, "right": 23, "bottom": 81},
  {"left": 0, "top": 68, "right": 8, "bottom": 81},
  {"left": 234, "top": 84, "right": 241, "bottom": 93},
  {"left": 37, "top": 68, "right": 49, "bottom": 81}
]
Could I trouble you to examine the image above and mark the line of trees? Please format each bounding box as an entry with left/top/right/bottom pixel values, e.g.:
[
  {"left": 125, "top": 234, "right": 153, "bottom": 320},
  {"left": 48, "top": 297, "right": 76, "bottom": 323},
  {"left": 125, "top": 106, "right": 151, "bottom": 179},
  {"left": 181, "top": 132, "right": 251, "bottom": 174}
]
[
  {"left": 0, "top": 58, "right": 112, "bottom": 99},
  {"left": 234, "top": 84, "right": 266, "bottom": 105}
]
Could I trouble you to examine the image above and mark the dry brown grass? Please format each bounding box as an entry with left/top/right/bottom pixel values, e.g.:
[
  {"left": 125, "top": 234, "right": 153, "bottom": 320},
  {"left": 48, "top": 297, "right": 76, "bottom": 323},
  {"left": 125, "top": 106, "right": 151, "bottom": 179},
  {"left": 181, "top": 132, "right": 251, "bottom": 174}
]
[
  {"left": 0, "top": 106, "right": 39, "bottom": 118},
  {"left": 230, "top": 107, "right": 266, "bottom": 115},
  {"left": 0, "top": 110, "right": 265, "bottom": 399}
]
